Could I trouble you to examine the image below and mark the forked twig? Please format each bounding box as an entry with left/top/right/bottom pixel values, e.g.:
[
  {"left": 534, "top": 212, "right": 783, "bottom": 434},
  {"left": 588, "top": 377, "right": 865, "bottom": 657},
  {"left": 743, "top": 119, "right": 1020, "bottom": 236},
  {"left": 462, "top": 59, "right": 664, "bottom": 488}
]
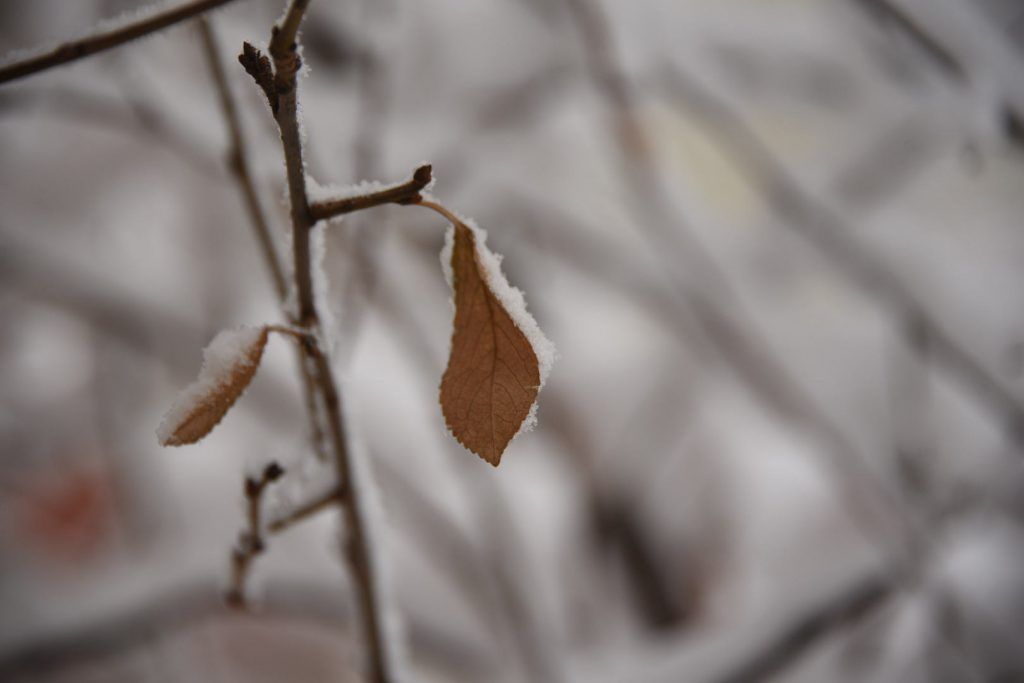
[{"left": 225, "top": 461, "right": 284, "bottom": 607}]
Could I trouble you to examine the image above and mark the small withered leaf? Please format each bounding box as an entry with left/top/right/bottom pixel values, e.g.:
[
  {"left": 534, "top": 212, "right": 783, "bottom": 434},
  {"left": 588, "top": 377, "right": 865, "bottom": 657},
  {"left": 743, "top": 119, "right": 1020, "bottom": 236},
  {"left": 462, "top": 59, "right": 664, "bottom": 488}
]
[
  {"left": 157, "top": 326, "right": 270, "bottom": 447},
  {"left": 440, "top": 221, "right": 541, "bottom": 466}
]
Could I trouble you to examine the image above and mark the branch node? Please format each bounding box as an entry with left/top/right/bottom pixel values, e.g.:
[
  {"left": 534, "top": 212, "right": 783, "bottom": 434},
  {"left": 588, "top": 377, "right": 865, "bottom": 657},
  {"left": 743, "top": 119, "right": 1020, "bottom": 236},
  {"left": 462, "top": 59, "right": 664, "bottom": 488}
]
[{"left": 238, "top": 42, "right": 278, "bottom": 113}]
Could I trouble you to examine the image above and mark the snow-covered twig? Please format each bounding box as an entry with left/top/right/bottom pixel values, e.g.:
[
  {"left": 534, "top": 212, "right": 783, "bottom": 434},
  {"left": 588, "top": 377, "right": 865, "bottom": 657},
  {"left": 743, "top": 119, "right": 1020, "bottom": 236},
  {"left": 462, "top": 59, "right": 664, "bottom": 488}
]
[
  {"left": 225, "top": 461, "right": 284, "bottom": 607},
  {"left": 0, "top": 0, "right": 244, "bottom": 85},
  {"left": 309, "top": 164, "right": 433, "bottom": 222}
]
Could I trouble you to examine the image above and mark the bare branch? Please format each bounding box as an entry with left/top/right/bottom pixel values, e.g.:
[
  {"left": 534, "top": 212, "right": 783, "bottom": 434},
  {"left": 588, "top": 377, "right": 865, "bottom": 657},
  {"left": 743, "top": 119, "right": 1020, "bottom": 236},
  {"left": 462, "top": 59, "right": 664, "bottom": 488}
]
[
  {"left": 225, "top": 462, "right": 285, "bottom": 608},
  {"left": 263, "top": 1, "right": 317, "bottom": 326},
  {"left": 309, "top": 164, "right": 433, "bottom": 222},
  {"left": 266, "top": 484, "right": 342, "bottom": 532},
  {"left": 0, "top": 0, "right": 243, "bottom": 85},
  {"left": 200, "top": 20, "right": 287, "bottom": 300},
  {"left": 239, "top": 2, "right": 399, "bottom": 679}
]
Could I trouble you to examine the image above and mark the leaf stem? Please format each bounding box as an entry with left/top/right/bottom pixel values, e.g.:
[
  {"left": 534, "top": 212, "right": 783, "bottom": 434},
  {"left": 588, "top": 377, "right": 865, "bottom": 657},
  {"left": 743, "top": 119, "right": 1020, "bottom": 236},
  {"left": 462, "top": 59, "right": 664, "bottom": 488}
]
[{"left": 416, "top": 198, "right": 462, "bottom": 226}]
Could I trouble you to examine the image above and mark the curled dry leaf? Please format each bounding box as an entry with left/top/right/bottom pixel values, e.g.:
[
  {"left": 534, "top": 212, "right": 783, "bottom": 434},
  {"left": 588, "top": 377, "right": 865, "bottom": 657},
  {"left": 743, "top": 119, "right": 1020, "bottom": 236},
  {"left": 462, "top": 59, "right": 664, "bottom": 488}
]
[
  {"left": 439, "top": 214, "right": 553, "bottom": 466},
  {"left": 157, "top": 325, "right": 270, "bottom": 447}
]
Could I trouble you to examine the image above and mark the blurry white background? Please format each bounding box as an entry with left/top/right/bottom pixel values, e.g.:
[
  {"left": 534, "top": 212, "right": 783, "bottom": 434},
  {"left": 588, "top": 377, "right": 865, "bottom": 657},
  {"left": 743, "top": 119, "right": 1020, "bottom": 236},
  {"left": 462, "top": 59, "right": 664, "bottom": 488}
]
[{"left": 2, "top": 0, "right": 1024, "bottom": 681}]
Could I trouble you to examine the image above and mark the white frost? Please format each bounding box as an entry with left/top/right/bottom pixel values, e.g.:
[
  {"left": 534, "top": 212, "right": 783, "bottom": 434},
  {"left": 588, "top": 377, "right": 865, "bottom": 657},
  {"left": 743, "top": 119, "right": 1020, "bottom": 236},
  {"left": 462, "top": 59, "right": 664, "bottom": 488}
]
[
  {"left": 155, "top": 325, "right": 265, "bottom": 446},
  {"left": 309, "top": 223, "right": 343, "bottom": 357}
]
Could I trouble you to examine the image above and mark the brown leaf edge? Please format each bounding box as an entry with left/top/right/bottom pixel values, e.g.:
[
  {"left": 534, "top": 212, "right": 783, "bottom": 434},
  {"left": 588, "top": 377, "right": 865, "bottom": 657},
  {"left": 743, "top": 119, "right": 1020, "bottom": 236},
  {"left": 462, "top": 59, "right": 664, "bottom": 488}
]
[
  {"left": 157, "top": 325, "right": 271, "bottom": 447},
  {"left": 430, "top": 205, "right": 544, "bottom": 466}
]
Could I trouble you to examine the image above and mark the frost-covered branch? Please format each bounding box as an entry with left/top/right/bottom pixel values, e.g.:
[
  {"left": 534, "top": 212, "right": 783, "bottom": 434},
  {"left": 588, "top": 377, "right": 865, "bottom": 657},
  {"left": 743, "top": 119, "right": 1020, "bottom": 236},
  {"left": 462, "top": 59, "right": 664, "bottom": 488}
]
[
  {"left": 0, "top": 0, "right": 243, "bottom": 85},
  {"left": 262, "top": 0, "right": 317, "bottom": 325},
  {"left": 237, "top": 3, "right": 398, "bottom": 680},
  {"left": 309, "top": 164, "right": 433, "bottom": 222}
]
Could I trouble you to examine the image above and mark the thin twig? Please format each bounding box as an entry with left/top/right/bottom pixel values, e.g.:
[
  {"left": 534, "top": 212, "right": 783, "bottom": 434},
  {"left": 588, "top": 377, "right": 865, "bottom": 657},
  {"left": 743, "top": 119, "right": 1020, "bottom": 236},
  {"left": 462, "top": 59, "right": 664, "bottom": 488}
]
[
  {"left": 309, "top": 164, "right": 433, "bottom": 222},
  {"left": 199, "top": 17, "right": 328, "bottom": 462},
  {"left": 0, "top": 0, "right": 243, "bottom": 85},
  {"left": 225, "top": 462, "right": 284, "bottom": 607},
  {"left": 241, "top": 2, "right": 396, "bottom": 680},
  {"left": 266, "top": 485, "right": 342, "bottom": 532},
  {"left": 264, "top": 1, "right": 315, "bottom": 325},
  {"left": 199, "top": 18, "right": 287, "bottom": 300}
]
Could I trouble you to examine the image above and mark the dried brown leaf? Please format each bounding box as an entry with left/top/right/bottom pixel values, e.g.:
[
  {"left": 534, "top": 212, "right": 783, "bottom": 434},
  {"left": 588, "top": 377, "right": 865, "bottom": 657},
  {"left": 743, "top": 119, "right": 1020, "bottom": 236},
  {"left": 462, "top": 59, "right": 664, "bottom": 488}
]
[
  {"left": 440, "top": 221, "right": 541, "bottom": 466},
  {"left": 157, "top": 325, "right": 270, "bottom": 447}
]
